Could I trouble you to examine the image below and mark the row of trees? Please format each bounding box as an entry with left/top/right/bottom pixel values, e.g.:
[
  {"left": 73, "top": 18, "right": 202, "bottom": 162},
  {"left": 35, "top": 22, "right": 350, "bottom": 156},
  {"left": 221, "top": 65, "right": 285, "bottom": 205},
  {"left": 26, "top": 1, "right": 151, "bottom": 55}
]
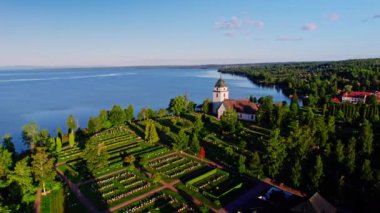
[{"left": 220, "top": 58, "right": 380, "bottom": 106}]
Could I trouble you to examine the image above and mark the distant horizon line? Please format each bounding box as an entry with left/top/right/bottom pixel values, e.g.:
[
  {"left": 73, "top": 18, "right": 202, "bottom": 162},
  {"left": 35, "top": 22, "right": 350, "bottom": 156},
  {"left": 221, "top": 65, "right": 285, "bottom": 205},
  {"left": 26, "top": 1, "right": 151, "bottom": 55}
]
[{"left": 1, "top": 57, "right": 379, "bottom": 70}]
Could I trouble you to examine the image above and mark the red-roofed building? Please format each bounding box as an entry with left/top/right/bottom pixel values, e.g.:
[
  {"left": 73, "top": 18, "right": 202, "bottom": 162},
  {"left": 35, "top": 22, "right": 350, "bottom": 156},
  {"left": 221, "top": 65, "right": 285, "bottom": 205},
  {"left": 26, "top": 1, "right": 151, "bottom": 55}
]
[
  {"left": 212, "top": 77, "right": 259, "bottom": 121},
  {"left": 342, "top": 91, "right": 380, "bottom": 104}
]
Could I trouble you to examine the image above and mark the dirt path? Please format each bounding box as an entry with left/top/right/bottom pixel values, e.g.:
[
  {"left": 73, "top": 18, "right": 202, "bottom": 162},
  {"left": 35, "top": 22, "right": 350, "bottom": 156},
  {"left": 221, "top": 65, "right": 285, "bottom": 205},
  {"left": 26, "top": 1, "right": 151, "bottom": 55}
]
[
  {"left": 34, "top": 187, "right": 41, "bottom": 213},
  {"left": 262, "top": 178, "right": 307, "bottom": 197},
  {"left": 181, "top": 151, "right": 224, "bottom": 169},
  {"left": 55, "top": 166, "right": 101, "bottom": 213}
]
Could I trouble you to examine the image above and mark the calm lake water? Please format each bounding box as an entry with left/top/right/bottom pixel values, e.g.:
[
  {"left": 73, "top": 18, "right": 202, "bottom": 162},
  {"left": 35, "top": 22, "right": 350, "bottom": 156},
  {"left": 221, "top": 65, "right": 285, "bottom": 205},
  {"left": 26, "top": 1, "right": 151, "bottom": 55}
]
[{"left": 0, "top": 67, "right": 289, "bottom": 151}]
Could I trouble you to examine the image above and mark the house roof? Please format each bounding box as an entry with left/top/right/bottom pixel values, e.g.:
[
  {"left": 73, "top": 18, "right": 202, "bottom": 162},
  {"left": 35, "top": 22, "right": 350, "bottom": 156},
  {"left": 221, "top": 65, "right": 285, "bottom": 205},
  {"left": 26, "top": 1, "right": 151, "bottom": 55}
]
[
  {"left": 342, "top": 91, "right": 380, "bottom": 102},
  {"left": 342, "top": 91, "right": 374, "bottom": 98},
  {"left": 215, "top": 78, "right": 227, "bottom": 88},
  {"left": 291, "top": 192, "right": 336, "bottom": 213},
  {"left": 222, "top": 99, "right": 258, "bottom": 114}
]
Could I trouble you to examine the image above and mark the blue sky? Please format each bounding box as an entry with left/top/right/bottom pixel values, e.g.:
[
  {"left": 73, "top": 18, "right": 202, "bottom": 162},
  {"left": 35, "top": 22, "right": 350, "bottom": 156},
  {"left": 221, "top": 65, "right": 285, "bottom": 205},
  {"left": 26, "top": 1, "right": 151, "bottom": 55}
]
[{"left": 0, "top": 0, "right": 379, "bottom": 66}]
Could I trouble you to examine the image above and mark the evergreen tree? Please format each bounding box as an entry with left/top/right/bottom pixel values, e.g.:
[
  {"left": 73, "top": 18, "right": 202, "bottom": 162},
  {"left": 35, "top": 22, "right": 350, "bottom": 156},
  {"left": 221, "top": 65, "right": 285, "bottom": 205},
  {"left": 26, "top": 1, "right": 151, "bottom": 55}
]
[
  {"left": 99, "top": 110, "right": 110, "bottom": 129},
  {"left": 8, "top": 157, "right": 36, "bottom": 203},
  {"left": 0, "top": 145, "right": 12, "bottom": 187},
  {"left": 220, "top": 107, "right": 239, "bottom": 133},
  {"left": 22, "top": 122, "right": 40, "bottom": 150},
  {"left": 193, "top": 116, "right": 204, "bottom": 134},
  {"left": 47, "top": 137, "right": 56, "bottom": 153},
  {"left": 360, "top": 119, "right": 374, "bottom": 156},
  {"left": 174, "top": 130, "right": 189, "bottom": 150},
  {"left": 248, "top": 152, "right": 263, "bottom": 179},
  {"left": 125, "top": 104, "right": 134, "bottom": 122},
  {"left": 109, "top": 105, "right": 126, "bottom": 126},
  {"left": 144, "top": 120, "right": 151, "bottom": 141},
  {"left": 202, "top": 98, "right": 210, "bottom": 114},
  {"left": 346, "top": 137, "right": 356, "bottom": 174},
  {"left": 310, "top": 155, "right": 324, "bottom": 191},
  {"left": 56, "top": 128, "right": 62, "bottom": 140},
  {"left": 361, "top": 159, "right": 373, "bottom": 182},
  {"left": 2, "top": 134, "right": 15, "bottom": 157},
  {"left": 40, "top": 129, "right": 50, "bottom": 146},
  {"left": 56, "top": 137, "right": 62, "bottom": 153},
  {"left": 69, "top": 131, "right": 75, "bottom": 147},
  {"left": 148, "top": 122, "right": 159, "bottom": 144},
  {"left": 291, "top": 160, "right": 302, "bottom": 188},
  {"left": 32, "top": 147, "right": 56, "bottom": 195},
  {"left": 190, "top": 132, "right": 201, "bottom": 153},
  {"left": 290, "top": 94, "right": 299, "bottom": 115},
  {"left": 82, "top": 138, "right": 109, "bottom": 173},
  {"left": 66, "top": 114, "right": 77, "bottom": 132},
  {"left": 238, "top": 155, "right": 246, "bottom": 173},
  {"left": 263, "top": 129, "right": 287, "bottom": 178},
  {"left": 88, "top": 117, "right": 102, "bottom": 134},
  {"left": 335, "top": 140, "right": 345, "bottom": 164},
  {"left": 157, "top": 108, "right": 168, "bottom": 118}
]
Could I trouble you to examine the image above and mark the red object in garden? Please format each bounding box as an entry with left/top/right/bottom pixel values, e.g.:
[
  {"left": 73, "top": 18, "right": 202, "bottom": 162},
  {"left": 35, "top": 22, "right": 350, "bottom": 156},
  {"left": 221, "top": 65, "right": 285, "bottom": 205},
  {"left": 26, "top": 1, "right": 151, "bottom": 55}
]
[{"left": 199, "top": 147, "right": 205, "bottom": 159}]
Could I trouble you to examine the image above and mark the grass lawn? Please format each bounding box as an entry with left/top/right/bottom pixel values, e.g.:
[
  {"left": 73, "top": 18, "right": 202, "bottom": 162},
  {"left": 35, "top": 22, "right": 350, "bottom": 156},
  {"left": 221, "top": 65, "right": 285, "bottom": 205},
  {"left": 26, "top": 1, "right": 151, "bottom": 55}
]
[
  {"left": 176, "top": 183, "right": 221, "bottom": 210},
  {"left": 41, "top": 188, "right": 64, "bottom": 213}
]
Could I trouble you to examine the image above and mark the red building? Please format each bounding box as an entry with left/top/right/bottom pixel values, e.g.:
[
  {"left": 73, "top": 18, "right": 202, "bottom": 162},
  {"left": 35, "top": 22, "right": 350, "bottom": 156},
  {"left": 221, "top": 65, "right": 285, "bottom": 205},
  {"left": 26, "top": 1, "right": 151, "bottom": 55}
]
[{"left": 341, "top": 91, "right": 380, "bottom": 104}]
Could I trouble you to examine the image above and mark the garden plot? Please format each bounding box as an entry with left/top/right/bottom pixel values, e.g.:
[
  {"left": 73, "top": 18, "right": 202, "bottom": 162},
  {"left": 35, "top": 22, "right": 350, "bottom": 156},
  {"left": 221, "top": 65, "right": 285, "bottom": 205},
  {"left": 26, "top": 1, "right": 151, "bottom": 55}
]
[
  {"left": 148, "top": 154, "right": 205, "bottom": 179},
  {"left": 186, "top": 169, "right": 243, "bottom": 203},
  {"left": 80, "top": 170, "right": 159, "bottom": 210},
  {"left": 117, "top": 190, "right": 193, "bottom": 213}
]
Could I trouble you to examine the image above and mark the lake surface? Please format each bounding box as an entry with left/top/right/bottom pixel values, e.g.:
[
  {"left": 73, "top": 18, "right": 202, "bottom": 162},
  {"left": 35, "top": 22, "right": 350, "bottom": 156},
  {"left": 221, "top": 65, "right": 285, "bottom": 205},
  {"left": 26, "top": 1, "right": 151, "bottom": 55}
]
[{"left": 0, "top": 67, "right": 290, "bottom": 151}]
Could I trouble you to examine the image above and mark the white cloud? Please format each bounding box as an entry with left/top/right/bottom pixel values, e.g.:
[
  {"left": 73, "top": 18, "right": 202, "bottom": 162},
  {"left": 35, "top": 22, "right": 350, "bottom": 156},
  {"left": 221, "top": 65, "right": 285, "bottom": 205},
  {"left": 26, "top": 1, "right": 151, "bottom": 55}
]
[
  {"left": 276, "top": 36, "right": 303, "bottom": 41},
  {"left": 302, "top": 23, "right": 318, "bottom": 31},
  {"left": 244, "top": 19, "right": 265, "bottom": 28},
  {"left": 215, "top": 16, "right": 241, "bottom": 30},
  {"left": 215, "top": 15, "right": 264, "bottom": 37}
]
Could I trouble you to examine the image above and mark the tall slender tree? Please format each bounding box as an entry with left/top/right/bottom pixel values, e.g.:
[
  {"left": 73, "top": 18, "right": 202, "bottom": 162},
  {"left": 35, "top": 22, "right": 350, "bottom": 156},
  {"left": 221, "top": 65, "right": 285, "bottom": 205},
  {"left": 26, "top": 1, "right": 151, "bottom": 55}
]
[
  {"left": 125, "top": 104, "right": 134, "bottom": 122},
  {"left": 360, "top": 119, "right": 374, "bottom": 157},
  {"left": 66, "top": 114, "right": 77, "bottom": 133},
  {"left": 22, "top": 122, "right": 40, "bottom": 150},
  {"left": 248, "top": 152, "right": 263, "bottom": 179},
  {"left": 0, "top": 145, "right": 12, "bottom": 187},
  {"left": 346, "top": 137, "right": 356, "bottom": 174},
  {"left": 69, "top": 131, "right": 75, "bottom": 147},
  {"left": 2, "top": 134, "right": 15, "bottom": 159},
  {"left": 291, "top": 160, "right": 302, "bottom": 188},
  {"left": 310, "top": 155, "right": 324, "bottom": 191},
  {"left": 32, "top": 147, "right": 55, "bottom": 195},
  {"left": 263, "top": 129, "right": 287, "bottom": 178}
]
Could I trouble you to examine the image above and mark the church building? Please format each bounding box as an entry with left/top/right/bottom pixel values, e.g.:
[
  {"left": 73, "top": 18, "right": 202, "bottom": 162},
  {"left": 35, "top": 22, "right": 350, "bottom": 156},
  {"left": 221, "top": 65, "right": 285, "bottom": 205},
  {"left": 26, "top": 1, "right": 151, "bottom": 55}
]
[{"left": 212, "top": 77, "right": 258, "bottom": 121}]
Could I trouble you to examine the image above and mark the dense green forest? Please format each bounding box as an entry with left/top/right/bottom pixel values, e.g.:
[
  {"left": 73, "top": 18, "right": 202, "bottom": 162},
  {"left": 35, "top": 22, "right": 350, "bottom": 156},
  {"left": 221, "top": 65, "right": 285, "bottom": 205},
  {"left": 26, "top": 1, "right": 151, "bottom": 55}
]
[{"left": 220, "top": 58, "right": 380, "bottom": 104}]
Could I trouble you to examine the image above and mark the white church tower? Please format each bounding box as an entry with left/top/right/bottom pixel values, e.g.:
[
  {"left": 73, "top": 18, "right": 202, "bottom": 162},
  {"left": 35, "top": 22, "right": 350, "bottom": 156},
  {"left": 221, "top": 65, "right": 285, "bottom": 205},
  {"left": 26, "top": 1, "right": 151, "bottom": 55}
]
[{"left": 212, "top": 76, "right": 229, "bottom": 114}]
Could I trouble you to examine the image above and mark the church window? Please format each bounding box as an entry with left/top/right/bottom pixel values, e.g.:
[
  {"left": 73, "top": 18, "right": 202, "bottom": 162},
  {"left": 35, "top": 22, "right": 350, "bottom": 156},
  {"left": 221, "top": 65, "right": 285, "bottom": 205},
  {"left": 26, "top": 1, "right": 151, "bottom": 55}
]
[{"left": 216, "top": 93, "right": 218, "bottom": 98}]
